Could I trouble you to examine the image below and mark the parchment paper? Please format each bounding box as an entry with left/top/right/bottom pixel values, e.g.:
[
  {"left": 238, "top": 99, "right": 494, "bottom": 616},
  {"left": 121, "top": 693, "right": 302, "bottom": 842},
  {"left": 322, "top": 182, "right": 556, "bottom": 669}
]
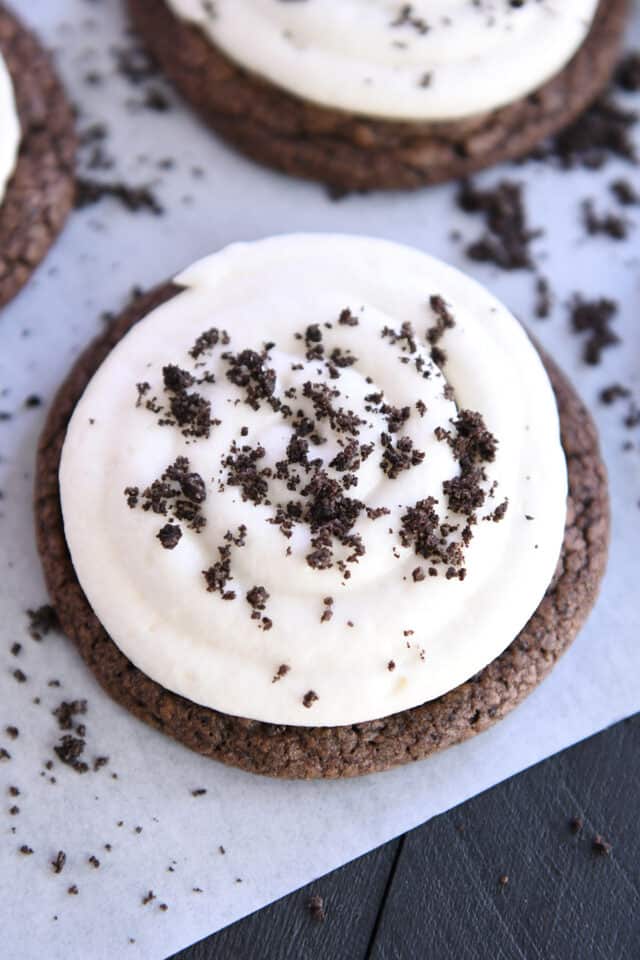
[{"left": 1, "top": 2, "right": 639, "bottom": 958}]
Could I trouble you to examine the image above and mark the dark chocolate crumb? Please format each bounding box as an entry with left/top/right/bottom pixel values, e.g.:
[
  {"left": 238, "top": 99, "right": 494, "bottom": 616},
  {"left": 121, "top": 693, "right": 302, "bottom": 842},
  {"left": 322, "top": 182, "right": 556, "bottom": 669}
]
[
  {"left": 142, "top": 890, "right": 156, "bottom": 906},
  {"left": 51, "top": 850, "right": 66, "bottom": 874},
  {"left": 75, "top": 178, "right": 163, "bottom": 215},
  {"left": 534, "top": 275, "right": 553, "bottom": 320},
  {"left": 27, "top": 605, "right": 59, "bottom": 641},
  {"left": 599, "top": 384, "right": 631, "bottom": 406},
  {"left": 54, "top": 735, "right": 89, "bottom": 774},
  {"left": 458, "top": 180, "right": 540, "bottom": 271},
  {"left": 592, "top": 834, "right": 612, "bottom": 856},
  {"left": 88, "top": 856, "right": 100, "bottom": 869},
  {"left": 19, "top": 845, "right": 33, "bottom": 856},
  {"left": 338, "top": 308, "right": 358, "bottom": 327},
  {"left": 569, "top": 295, "right": 619, "bottom": 365},
  {"left": 54, "top": 699, "right": 87, "bottom": 731},
  {"left": 302, "top": 691, "right": 319, "bottom": 709},
  {"left": 157, "top": 523, "right": 182, "bottom": 550},
  {"left": 610, "top": 178, "right": 640, "bottom": 206},
  {"left": 13, "top": 669, "right": 27, "bottom": 683},
  {"left": 191, "top": 788, "right": 207, "bottom": 797},
  {"left": 569, "top": 816, "right": 584, "bottom": 834},
  {"left": 307, "top": 894, "right": 326, "bottom": 923},
  {"left": 535, "top": 97, "right": 637, "bottom": 170},
  {"left": 67, "top": 885, "right": 79, "bottom": 895},
  {"left": 582, "top": 199, "right": 628, "bottom": 240},
  {"left": 246, "top": 586, "right": 270, "bottom": 611},
  {"left": 615, "top": 51, "right": 640, "bottom": 93},
  {"left": 272, "top": 664, "right": 290, "bottom": 683}
]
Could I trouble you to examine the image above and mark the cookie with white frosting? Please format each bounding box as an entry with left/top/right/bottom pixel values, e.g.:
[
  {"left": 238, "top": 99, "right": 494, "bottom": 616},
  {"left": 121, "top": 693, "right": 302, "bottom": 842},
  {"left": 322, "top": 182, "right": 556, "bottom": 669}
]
[
  {"left": 35, "top": 236, "right": 609, "bottom": 777},
  {"left": 0, "top": 4, "right": 76, "bottom": 309},
  {"left": 127, "top": 0, "right": 627, "bottom": 191}
]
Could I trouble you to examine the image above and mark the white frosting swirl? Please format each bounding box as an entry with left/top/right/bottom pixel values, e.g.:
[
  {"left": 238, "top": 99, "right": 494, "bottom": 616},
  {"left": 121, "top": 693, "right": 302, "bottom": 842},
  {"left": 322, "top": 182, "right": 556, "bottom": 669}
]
[
  {"left": 0, "top": 53, "right": 20, "bottom": 204},
  {"left": 60, "top": 235, "right": 567, "bottom": 727},
  {"left": 165, "top": 0, "right": 599, "bottom": 121}
]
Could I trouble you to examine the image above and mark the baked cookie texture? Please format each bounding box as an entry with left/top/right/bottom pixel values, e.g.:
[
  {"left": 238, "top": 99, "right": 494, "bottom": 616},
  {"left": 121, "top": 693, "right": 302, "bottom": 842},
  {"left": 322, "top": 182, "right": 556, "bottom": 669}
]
[
  {"left": 35, "top": 285, "right": 610, "bottom": 779},
  {"left": 0, "top": 4, "right": 76, "bottom": 309},
  {"left": 127, "top": 0, "right": 627, "bottom": 192}
]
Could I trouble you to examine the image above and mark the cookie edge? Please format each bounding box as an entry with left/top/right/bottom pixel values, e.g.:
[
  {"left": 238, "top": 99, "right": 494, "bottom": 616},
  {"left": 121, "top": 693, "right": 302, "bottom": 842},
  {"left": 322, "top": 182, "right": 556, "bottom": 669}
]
[{"left": 34, "top": 283, "right": 610, "bottom": 779}]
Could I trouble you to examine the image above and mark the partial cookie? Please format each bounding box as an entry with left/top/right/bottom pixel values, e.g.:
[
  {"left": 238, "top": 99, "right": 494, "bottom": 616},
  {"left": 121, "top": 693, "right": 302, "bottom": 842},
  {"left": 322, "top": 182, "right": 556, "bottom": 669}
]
[
  {"left": 127, "top": 0, "right": 627, "bottom": 191},
  {"left": 0, "top": 4, "right": 76, "bottom": 309},
  {"left": 35, "top": 282, "right": 609, "bottom": 780}
]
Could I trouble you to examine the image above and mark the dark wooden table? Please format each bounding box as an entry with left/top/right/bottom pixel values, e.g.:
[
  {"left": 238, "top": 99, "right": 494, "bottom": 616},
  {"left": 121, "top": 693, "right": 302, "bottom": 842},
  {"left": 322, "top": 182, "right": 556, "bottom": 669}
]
[{"left": 170, "top": 714, "right": 639, "bottom": 960}]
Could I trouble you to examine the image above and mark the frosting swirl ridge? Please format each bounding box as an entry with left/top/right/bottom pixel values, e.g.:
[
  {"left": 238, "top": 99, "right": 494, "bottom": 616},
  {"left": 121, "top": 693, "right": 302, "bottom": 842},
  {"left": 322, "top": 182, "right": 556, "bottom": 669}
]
[
  {"left": 60, "top": 235, "right": 567, "bottom": 726},
  {"left": 166, "top": 0, "right": 600, "bottom": 121}
]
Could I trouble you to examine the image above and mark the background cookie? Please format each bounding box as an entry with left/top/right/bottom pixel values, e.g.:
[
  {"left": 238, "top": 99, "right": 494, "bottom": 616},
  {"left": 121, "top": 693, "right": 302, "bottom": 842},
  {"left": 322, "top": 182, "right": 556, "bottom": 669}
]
[
  {"left": 0, "top": 3, "right": 76, "bottom": 309},
  {"left": 34, "top": 284, "right": 610, "bottom": 780},
  {"left": 127, "top": 0, "right": 627, "bottom": 192}
]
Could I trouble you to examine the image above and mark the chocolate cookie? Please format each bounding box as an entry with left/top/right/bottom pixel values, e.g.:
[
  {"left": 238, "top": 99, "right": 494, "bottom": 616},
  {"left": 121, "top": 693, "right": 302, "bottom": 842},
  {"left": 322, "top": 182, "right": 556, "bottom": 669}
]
[
  {"left": 126, "top": 0, "right": 627, "bottom": 192},
  {"left": 34, "top": 283, "right": 609, "bottom": 779},
  {"left": 0, "top": 4, "right": 76, "bottom": 309}
]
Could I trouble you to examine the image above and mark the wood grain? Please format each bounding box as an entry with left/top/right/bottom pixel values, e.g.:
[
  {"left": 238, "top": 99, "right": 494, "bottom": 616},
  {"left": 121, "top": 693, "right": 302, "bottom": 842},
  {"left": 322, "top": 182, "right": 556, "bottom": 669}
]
[{"left": 170, "top": 714, "right": 640, "bottom": 960}]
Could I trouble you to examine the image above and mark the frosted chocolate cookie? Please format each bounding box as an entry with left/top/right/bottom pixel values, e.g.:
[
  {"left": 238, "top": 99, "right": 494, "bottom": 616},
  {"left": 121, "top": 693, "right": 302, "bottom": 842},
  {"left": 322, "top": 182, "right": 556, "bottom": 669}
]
[
  {"left": 0, "top": 4, "right": 76, "bottom": 309},
  {"left": 127, "top": 0, "right": 627, "bottom": 191},
  {"left": 35, "top": 236, "right": 609, "bottom": 778}
]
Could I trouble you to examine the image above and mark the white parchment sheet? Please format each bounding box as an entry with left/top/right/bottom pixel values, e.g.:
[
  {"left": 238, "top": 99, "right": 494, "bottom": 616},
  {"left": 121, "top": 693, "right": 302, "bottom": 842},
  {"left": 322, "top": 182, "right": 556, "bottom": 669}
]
[{"left": 1, "top": 3, "right": 639, "bottom": 958}]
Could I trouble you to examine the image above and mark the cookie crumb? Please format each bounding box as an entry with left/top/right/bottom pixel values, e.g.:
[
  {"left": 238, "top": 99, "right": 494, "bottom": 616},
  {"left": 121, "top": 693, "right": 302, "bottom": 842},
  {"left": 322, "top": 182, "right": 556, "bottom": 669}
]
[
  {"left": 592, "top": 834, "right": 612, "bottom": 856},
  {"left": 27, "top": 605, "right": 59, "bottom": 641},
  {"left": 307, "top": 894, "right": 326, "bottom": 922}
]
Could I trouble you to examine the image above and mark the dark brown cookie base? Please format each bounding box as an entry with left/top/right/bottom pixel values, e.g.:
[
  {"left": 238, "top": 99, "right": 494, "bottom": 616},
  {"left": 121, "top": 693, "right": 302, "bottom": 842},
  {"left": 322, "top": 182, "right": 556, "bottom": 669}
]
[
  {"left": 35, "top": 285, "right": 609, "bottom": 779},
  {"left": 127, "top": 0, "right": 627, "bottom": 192},
  {"left": 0, "top": 4, "right": 76, "bottom": 309}
]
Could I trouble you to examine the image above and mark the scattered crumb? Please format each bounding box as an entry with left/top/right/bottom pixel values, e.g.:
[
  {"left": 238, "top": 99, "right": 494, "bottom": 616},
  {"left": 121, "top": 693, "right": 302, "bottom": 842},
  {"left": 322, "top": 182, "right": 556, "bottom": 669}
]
[
  {"left": 569, "top": 816, "right": 584, "bottom": 835},
  {"left": 592, "top": 834, "right": 612, "bottom": 856},
  {"left": 308, "top": 894, "right": 326, "bottom": 922},
  {"left": 27, "top": 605, "right": 59, "bottom": 641}
]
